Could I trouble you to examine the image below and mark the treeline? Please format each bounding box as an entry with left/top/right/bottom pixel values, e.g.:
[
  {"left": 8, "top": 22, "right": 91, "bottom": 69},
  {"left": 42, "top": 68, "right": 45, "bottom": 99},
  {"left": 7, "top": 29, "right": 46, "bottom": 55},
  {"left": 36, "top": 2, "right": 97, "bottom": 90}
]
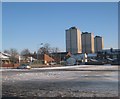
[{"left": 3, "top": 43, "right": 60, "bottom": 63}]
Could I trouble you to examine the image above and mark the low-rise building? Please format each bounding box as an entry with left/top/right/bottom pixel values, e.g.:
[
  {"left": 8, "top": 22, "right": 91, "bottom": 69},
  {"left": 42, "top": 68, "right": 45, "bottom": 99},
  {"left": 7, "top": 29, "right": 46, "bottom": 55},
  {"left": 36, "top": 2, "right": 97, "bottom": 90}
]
[{"left": 0, "top": 52, "right": 11, "bottom": 64}]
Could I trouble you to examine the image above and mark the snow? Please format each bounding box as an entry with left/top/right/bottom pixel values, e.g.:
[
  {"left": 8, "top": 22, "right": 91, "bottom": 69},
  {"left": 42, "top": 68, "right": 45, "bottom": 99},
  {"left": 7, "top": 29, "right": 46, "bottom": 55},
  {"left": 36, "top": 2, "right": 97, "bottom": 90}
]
[
  {"left": 2, "top": 64, "right": 118, "bottom": 97},
  {"left": 1, "top": 65, "right": 118, "bottom": 71}
]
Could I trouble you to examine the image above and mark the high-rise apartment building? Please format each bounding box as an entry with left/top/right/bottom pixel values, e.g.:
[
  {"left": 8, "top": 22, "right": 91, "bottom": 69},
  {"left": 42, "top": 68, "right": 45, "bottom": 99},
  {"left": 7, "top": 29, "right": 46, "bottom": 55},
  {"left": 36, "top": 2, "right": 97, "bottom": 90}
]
[
  {"left": 94, "top": 36, "right": 104, "bottom": 52},
  {"left": 81, "top": 32, "right": 94, "bottom": 53},
  {"left": 66, "top": 27, "right": 82, "bottom": 54}
]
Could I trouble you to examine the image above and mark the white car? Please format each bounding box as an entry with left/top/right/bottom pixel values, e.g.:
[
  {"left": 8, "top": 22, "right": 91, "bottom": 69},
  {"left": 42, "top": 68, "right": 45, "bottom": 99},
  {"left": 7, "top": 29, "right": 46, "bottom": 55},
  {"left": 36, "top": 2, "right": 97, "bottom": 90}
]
[
  {"left": 49, "top": 62, "right": 57, "bottom": 65},
  {"left": 17, "top": 64, "right": 31, "bottom": 69}
]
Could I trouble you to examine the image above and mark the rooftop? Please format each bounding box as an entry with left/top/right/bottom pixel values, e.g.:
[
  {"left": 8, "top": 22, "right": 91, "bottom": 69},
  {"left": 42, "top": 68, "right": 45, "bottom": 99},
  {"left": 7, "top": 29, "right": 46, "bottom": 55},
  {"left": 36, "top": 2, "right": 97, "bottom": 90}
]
[
  {"left": 95, "top": 36, "right": 102, "bottom": 38},
  {"left": 70, "top": 27, "right": 77, "bottom": 29},
  {"left": 82, "top": 32, "right": 91, "bottom": 34}
]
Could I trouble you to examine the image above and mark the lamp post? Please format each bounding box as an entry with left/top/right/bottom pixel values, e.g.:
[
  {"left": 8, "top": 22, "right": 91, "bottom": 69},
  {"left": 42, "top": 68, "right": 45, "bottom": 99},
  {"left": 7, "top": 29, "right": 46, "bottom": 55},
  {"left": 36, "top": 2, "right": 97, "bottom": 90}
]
[
  {"left": 49, "top": 50, "right": 52, "bottom": 66},
  {"left": 37, "top": 43, "right": 43, "bottom": 64},
  {"left": 19, "top": 55, "right": 21, "bottom": 64},
  {"left": 60, "top": 51, "right": 61, "bottom": 65}
]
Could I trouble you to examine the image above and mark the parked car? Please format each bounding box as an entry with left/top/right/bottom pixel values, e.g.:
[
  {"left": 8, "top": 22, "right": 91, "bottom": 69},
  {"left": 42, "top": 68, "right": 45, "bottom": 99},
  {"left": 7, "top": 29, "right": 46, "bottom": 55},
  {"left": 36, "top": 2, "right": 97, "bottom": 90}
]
[
  {"left": 49, "top": 62, "right": 57, "bottom": 65},
  {"left": 17, "top": 64, "right": 31, "bottom": 69}
]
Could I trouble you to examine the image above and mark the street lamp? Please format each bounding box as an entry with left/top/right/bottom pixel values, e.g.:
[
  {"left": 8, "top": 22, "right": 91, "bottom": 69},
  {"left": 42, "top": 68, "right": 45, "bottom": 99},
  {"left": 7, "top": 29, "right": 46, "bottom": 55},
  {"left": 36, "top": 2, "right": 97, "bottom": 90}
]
[
  {"left": 37, "top": 43, "right": 43, "bottom": 64},
  {"left": 60, "top": 51, "right": 61, "bottom": 65}
]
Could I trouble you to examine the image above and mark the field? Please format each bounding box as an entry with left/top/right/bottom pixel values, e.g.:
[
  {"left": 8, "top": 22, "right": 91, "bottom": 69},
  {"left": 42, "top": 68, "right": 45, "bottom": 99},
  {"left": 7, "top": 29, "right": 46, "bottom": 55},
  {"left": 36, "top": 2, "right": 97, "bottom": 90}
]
[{"left": 2, "top": 65, "right": 119, "bottom": 98}]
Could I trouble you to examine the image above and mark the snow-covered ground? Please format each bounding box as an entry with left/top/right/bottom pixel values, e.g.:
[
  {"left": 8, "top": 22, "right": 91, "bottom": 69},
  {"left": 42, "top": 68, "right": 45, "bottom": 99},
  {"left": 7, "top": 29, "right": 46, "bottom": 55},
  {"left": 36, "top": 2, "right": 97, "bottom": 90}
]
[
  {"left": 2, "top": 65, "right": 118, "bottom": 97},
  {"left": 1, "top": 65, "right": 118, "bottom": 71}
]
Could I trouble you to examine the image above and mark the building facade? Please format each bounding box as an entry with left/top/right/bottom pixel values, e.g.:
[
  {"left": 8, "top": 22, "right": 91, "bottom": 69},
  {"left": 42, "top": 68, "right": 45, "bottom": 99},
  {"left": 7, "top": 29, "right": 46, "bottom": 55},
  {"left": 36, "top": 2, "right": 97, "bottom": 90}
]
[
  {"left": 94, "top": 36, "right": 104, "bottom": 52},
  {"left": 81, "top": 32, "right": 94, "bottom": 53},
  {"left": 66, "top": 27, "right": 82, "bottom": 54}
]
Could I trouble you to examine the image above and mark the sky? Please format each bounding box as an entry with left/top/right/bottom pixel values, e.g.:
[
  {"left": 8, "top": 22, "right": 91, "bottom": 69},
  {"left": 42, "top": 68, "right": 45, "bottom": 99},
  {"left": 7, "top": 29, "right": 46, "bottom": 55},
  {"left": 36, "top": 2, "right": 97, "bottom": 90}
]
[
  {"left": 2, "top": 2, "right": 118, "bottom": 53},
  {"left": 2, "top": 0, "right": 120, "bottom": 2}
]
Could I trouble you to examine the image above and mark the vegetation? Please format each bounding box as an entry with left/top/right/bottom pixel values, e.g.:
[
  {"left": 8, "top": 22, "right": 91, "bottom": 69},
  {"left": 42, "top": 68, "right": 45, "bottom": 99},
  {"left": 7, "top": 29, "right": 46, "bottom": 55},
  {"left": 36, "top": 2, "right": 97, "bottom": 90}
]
[
  {"left": 4, "top": 48, "right": 19, "bottom": 64},
  {"left": 3, "top": 43, "right": 60, "bottom": 65}
]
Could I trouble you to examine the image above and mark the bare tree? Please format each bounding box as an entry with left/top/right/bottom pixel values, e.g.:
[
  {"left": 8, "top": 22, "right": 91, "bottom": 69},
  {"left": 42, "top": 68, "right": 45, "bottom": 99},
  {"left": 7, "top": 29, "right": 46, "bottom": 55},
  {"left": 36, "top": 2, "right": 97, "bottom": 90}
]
[
  {"left": 37, "top": 43, "right": 60, "bottom": 63},
  {"left": 10, "top": 48, "right": 18, "bottom": 56},
  {"left": 4, "top": 48, "right": 19, "bottom": 64},
  {"left": 38, "top": 47, "right": 45, "bottom": 54},
  {"left": 4, "top": 49, "right": 10, "bottom": 54},
  {"left": 51, "top": 47, "right": 60, "bottom": 53},
  {"left": 43, "top": 43, "right": 51, "bottom": 54},
  {"left": 38, "top": 43, "right": 51, "bottom": 54},
  {"left": 4, "top": 48, "right": 18, "bottom": 56},
  {"left": 21, "top": 49, "right": 30, "bottom": 56},
  {"left": 50, "top": 47, "right": 60, "bottom": 63}
]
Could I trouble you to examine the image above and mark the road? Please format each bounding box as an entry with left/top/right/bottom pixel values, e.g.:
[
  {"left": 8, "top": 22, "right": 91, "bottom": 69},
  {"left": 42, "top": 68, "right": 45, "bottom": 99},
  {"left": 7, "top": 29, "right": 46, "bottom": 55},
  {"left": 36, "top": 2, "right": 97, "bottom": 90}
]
[{"left": 2, "top": 65, "right": 119, "bottom": 98}]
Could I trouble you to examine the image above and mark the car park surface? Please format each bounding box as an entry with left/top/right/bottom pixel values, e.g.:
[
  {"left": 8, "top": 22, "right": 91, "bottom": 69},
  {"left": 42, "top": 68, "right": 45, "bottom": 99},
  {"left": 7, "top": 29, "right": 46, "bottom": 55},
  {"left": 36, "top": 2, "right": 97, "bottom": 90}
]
[{"left": 2, "top": 65, "right": 118, "bottom": 98}]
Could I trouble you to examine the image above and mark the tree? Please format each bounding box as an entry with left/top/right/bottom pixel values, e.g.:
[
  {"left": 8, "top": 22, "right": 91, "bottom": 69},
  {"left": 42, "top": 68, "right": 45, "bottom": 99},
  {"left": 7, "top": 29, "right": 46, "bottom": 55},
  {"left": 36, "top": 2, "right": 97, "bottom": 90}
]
[
  {"left": 51, "top": 47, "right": 60, "bottom": 53},
  {"left": 4, "top": 48, "right": 19, "bottom": 64},
  {"left": 50, "top": 47, "right": 60, "bottom": 63},
  {"left": 20, "top": 49, "right": 31, "bottom": 63},
  {"left": 4, "top": 49, "right": 10, "bottom": 54},
  {"left": 21, "top": 49, "right": 30, "bottom": 56},
  {"left": 43, "top": 43, "right": 51, "bottom": 54},
  {"left": 10, "top": 48, "right": 19, "bottom": 56},
  {"left": 10, "top": 48, "right": 19, "bottom": 63},
  {"left": 110, "top": 48, "right": 113, "bottom": 53},
  {"left": 37, "top": 43, "right": 60, "bottom": 62},
  {"left": 4, "top": 48, "right": 18, "bottom": 56},
  {"left": 37, "top": 43, "right": 51, "bottom": 54}
]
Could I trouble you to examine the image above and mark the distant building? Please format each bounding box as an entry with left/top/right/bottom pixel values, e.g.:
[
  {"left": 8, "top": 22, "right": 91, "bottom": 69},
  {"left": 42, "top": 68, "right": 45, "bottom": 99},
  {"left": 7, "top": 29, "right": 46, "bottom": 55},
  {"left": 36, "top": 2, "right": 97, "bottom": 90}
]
[
  {"left": 30, "top": 53, "right": 54, "bottom": 65},
  {"left": 66, "top": 27, "right": 82, "bottom": 54},
  {"left": 94, "top": 36, "right": 104, "bottom": 52},
  {"left": 81, "top": 32, "right": 94, "bottom": 53},
  {"left": 97, "top": 48, "right": 120, "bottom": 64},
  {"left": 51, "top": 52, "right": 71, "bottom": 63}
]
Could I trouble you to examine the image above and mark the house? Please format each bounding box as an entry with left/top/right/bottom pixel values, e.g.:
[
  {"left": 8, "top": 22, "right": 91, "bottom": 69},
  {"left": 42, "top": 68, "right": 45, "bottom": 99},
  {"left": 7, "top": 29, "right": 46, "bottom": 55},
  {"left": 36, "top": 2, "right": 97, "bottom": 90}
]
[
  {"left": 0, "top": 52, "right": 11, "bottom": 64},
  {"left": 51, "top": 52, "right": 71, "bottom": 63},
  {"left": 21, "top": 52, "right": 71, "bottom": 65},
  {"left": 24, "top": 53, "right": 55, "bottom": 65}
]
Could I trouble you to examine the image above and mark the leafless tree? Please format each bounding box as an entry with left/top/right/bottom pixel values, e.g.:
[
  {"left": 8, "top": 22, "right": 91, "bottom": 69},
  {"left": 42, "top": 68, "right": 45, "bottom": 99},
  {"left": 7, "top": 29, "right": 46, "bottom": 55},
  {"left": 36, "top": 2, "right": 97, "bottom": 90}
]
[
  {"left": 4, "top": 48, "right": 19, "bottom": 64},
  {"left": 51, "top": 47, "right": 60, "bottom": 53},
  {"left": 21, "top": 49, "right": 30, "bottom": 56},
  {"left": 4, "top": 49, "right": 10, "bottom": 54},
  {"left": 38, "top": 43, "right": 51, "bottom": 54},
  {"left": 10, "top": 48, "right": 18, "bottom": 56},
  {"left": 4, "top": 48, "right": 18, "bottom": 56}
]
